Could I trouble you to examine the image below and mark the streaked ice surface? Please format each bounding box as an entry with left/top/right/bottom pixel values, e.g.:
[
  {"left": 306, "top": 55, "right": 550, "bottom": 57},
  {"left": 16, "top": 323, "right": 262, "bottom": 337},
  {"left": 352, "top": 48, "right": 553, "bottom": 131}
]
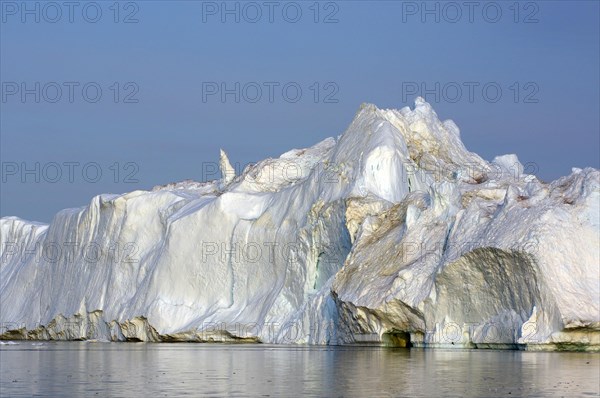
[{"left": 1, "top": 342, "right": 598, "bottom": 397}]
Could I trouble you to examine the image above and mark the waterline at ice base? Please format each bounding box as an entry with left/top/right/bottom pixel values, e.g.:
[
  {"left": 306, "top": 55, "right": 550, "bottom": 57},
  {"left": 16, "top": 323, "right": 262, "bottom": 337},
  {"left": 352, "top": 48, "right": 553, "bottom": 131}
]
[{"left": 1, "top": 98, "right": 598, "bottom": 351}]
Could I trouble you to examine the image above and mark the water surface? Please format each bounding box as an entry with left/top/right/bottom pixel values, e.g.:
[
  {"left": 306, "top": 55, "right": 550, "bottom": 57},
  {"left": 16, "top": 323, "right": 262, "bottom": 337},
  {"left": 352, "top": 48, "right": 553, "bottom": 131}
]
[{"left": 1, "top": 342, "right": 598, "bottom": 397}]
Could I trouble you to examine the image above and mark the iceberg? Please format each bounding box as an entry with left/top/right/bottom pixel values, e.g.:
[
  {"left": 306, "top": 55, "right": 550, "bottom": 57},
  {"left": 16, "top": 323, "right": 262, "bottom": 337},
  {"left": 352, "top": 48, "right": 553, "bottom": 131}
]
[{"left": 1, "top": 99, "right": 598, "bottom": 350}]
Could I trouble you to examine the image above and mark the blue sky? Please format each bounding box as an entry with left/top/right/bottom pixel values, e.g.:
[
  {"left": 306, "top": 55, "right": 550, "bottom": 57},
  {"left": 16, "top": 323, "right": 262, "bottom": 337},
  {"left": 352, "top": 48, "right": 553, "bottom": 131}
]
[{"left": 1, "top": 0, "right": 599, "bottom": 222}]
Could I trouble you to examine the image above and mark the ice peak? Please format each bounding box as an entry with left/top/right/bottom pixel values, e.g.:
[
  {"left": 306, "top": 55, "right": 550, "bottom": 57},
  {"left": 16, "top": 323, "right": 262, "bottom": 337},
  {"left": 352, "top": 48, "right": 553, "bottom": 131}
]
[
  {"left": 358, "top": 102, "right": 379, "bottom": 111},
  {"left": 414, "top": 96, "right": 427, "bottom": 106},
  {"left": 219, "top": 149, "right": 236, "bottom": 187}
]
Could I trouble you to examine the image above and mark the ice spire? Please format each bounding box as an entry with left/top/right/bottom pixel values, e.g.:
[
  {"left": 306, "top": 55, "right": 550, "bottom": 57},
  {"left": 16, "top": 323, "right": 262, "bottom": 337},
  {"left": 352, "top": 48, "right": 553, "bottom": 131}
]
[{"left": 219, "top": 149, "right": 236, "bottom": 187}]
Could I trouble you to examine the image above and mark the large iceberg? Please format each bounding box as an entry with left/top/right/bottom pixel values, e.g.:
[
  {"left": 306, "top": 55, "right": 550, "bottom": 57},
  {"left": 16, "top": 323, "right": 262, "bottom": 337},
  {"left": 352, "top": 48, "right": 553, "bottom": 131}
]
[{"left": 1, "top": 99, "right": 598, "bottom": 350}]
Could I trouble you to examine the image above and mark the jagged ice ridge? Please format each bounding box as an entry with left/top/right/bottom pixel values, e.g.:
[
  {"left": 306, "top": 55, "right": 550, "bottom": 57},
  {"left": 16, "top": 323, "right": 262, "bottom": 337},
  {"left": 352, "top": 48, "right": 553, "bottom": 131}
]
[{"left": 1, "top": 98, "right": 598, "bottom": 350}]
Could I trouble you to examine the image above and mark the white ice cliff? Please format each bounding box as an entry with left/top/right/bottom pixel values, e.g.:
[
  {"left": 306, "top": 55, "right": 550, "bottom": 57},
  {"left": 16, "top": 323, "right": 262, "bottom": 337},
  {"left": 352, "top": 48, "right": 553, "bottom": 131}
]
[{"left": 1, "top": 99, "right": 599, "bottom": 350}]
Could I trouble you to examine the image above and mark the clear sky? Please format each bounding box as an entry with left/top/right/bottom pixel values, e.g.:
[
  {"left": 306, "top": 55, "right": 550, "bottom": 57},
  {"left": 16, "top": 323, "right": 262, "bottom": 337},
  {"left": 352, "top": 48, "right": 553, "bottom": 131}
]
[{"left": 1, "top": 0, "right": 599, "bottom": 222}]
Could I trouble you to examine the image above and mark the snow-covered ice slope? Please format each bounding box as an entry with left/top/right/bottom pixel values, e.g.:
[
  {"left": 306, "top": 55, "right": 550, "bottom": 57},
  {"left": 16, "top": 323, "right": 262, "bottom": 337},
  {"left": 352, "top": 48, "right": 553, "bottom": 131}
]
[{"left": 1, "top": 99, "right": 598, "bottom": 350}]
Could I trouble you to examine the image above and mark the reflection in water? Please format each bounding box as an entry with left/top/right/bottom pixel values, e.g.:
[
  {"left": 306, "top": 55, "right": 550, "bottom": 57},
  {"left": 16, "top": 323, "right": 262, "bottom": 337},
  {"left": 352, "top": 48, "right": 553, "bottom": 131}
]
[{"left": 1, "top": 343, "right": 598, "bottom": 397}]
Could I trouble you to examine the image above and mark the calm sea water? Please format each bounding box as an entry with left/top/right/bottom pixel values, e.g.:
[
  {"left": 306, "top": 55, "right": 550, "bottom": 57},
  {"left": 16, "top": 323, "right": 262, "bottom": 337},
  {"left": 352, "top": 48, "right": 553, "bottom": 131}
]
[{"left": 0, "top": 342, "right": 598, "bottom": 397}]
